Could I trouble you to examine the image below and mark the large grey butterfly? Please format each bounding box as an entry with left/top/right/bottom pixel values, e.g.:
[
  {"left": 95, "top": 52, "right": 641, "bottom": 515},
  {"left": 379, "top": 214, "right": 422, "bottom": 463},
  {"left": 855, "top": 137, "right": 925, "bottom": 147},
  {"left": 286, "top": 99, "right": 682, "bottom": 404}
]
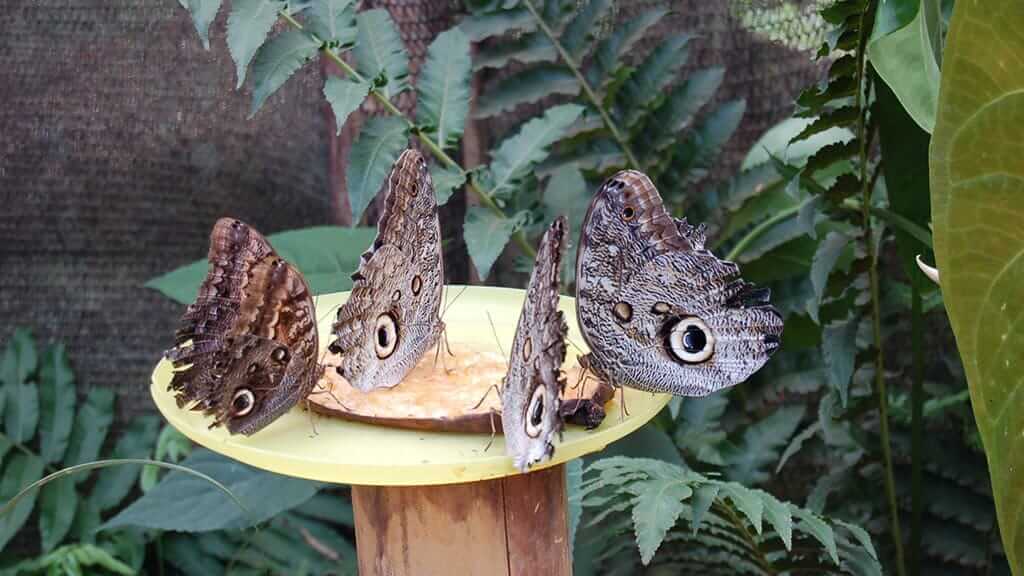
[
  {"left": 329, "top": 149, "right": 445, "bottom": 392},
  {"left": 165, "top": 218, "right": 321, "bottom": 435},
  {"left": 503, "top": 216, "right": 568, "bottom": 472},
  {"left": 575, "top": 170, "right": 783, "bottom": 396}
]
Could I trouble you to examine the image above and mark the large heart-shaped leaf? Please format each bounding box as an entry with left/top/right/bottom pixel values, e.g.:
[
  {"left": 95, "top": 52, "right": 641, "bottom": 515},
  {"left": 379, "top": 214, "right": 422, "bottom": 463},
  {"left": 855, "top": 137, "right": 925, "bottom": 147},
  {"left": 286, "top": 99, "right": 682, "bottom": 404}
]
[
  {"left": 145, "top": 226, "right": 376, "bottom": 304},
  {"left": 930, "top": 1, "right": 1024, "bottom": 570}
]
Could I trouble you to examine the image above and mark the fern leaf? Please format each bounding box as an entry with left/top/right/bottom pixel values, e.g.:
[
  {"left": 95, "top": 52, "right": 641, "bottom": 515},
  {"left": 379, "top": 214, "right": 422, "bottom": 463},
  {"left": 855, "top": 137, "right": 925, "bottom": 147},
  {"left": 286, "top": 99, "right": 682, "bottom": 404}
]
[
  {"left": 672, "top": 99, "right": 746, "bottom": 183},
  {"left": 353, "top": 9, "right": 409, "bottom": 99},
  {"left": 790, "top": 506, "right": 839, "bottom": 565},
  {"left": 716, "top": 483, "right": 764, "bottom": 535},
  {"left": 835, "top": 520, "right": 878, "bottom": 561},
  {"left": 809, "top": 231, "right": 850, "bottom": 323},
  {"left": 776, "top": 421, "right": 822, "bottom": 474},
  {"left": 463, "top": 208, "right": 524, "bottom": 279},
  {"left": 630, "top": 479, "right": 693, "bottom": 565},
  {"left": 323, "top": 77, "right": 370, "bottom": 135},
  {"left": 724, "top": 405, "right": 806, "bottom": 486},
  {"left": 822, "top": 316, "right": 858, "bottom": 407},
  {"left": 429, "top": 164, "right": 465, "bottom": 206},
  {"left": 306, "top": 0, "right": 357, "bottom": 45},
  {"left": 619, "top": 35, "right": 693, "bottom": 127},
  {"left": 642, "top": 67, "right": 725, "bottom": 155},
  {"left": 472, "top": 32, "right": 556, "bottom": 71},
  {"left": 584, "top": 8, "right": 668, "bottom": 90},
  {"left": 756, "top": 490, "right": 793, "bottom": 551},
  {"left": 416, "top": 28, "right": 472, "bottom": 151},
  {"left": 184, "top": 0, "right": 224, "bottom": 50},
  {"left": 486, "top": 104, "right": 583, "bottom": 196},
  {"left": 561, "top": 0, "right": 611, "bottom": 60},
  {"left": 249, "top": 30, "right": 321, "bottom": 117},
  {"left": 227, "top": 0, "right": 284, "bottom": 88},
  {"left": 792, "top": 106, "right": 858, "bottom": 143},
  {"left": 346, "top": 116, "right": 409, "bottom": 222},
  {"left": 690, "top": 483, "right": 719, "bottom": 534},
  {"left": 673, "top": 394, "right": 728, "bottom": 466},
  {"left": 459, "top": 8, "right": 534, "bottom": 42},
  {"left": 474, "top": 65, "right": 578, "bottom": 118}
]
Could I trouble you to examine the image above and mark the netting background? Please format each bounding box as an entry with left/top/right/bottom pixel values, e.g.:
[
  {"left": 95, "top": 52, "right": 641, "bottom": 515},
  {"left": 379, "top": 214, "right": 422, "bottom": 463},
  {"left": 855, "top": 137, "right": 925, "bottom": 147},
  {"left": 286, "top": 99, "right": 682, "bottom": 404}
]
[{"left": 0, "top": 0, "right": 828, "bottom": 421}]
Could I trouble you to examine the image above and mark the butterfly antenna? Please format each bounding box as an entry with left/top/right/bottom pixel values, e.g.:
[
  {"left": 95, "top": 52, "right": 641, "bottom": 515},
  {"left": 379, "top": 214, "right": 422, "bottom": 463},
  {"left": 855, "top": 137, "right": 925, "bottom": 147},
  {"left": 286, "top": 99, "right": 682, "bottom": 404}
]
[
  {"left": 566, "top": 336, "right": 586, "bottom": 356},
  {"left": 441, "top": 285, "right": 469, "bottom": 319},
  {"left": 486, "top": 311, "right": 508, "bottom": 365}
]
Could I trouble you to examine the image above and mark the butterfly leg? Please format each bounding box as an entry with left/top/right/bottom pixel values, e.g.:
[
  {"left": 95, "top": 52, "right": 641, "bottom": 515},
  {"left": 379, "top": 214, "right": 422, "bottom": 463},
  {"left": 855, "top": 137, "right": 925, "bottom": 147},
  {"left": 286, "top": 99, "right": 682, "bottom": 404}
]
[
  {"left": 617, "top": 385, "right": 630, "bottom": 421},
  {"left": 483, "top": 408, "right": 498, "bottom": 453},
  {"left": 471, "top": 382, "right": 502, "bottom": 411},
  {"left": 305, "top": 399, "right": 319, "bottom": 438},
  {"left": 312, "top": 381, "right": 352, "bottom": 412}
]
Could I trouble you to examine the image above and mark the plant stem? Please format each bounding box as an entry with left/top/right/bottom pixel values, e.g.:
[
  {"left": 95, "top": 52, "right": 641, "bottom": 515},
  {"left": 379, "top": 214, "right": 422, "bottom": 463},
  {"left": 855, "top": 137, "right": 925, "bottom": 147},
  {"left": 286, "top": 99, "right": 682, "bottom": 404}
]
[
  {"left": 910, "top": 278, "right": 923, "bottom": 575},
  {"left": 280, "top": 9, "right": 537, "bottom": 259},
  {"left": 520, "top": 0, "right": 642, "bottom": 171},
  {"left": 714, "top": 501, "right": 777, "bottom": 576},
  {"left": 723, "top": 199, "right": 807, "bottom": 262},
  {"left": 0, "top": 431, "right": 57, "bottom": 473}
]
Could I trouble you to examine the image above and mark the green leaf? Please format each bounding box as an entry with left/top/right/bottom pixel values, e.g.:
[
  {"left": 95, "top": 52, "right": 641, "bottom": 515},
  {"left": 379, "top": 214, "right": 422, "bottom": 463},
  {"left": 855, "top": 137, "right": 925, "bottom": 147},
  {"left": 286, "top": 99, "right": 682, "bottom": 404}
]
[
  {"left": 561, "top": 0, "right": 611, "bottom": 60},
  {"left": 822, "top": 317, "right": 857, "bottom": 407},
  {"left": 631, "top": 478, "right": 692, "bottom": 565},
  {"left": 38, "top": 345, "right": 76, "bottom": 464},
  {"left": 145, "top": 226, "right": 377, "bottom": 304},
  {"left": 70, "top": 497, "right": 102, "bottom": 544},
  {"left": 758, "top": 490, "right": 793, "bottom": 551},
  {"left": 70, "top": 544, "right": 135, "bottom": 575},
  {"left": 417, "top": 28, "right": 472, "bottom": 150},
  {"left": 867, "top": 0, "right": 941, "bottom": 133},
  {"left": 184, "top": 0, "right": 224, "bottom": 50},
  {"left": 62, "top": 388, "right": 115, "bottom": 482},
  {"left": 4, "top": 380, "right": 38, "bottom": 446},
  {"left": 0, "top": 452, "right": 45, "bottom": 551},
  {"left": 808, "top": 231, "right": 849, "bottom": 323},
  {"left": 463, "top": 207, "right": 521, "bottom": 280},
  {"left": 346, "top": 116, "right": 409, "bottom": 223},
  {"left": 675, "top": 99, "right": 746, "bottom": 183},
  {"left": 92, "top": 417, "right": 161, "bottom": 511},
  {"left": 306, "top": 0, "right": 357, "bottom": 44},
  {"left": 1, "top": 327, "right": 36, "bottom": 387},
  {"left": 645, "top": 67, "right": 725, "bottom": 154},
  {"left": 165, "top": 534, "right": 226, "bottom": 574},
  {"left": 353, "top": 9, "right": 409, "bottom": 100},
  {"left": 429, "top": 164, "right": 466, "bottom": 206},
  {"left": 689, "top": 483, "right": 719, "bottom": 534},
  {"left": 227, "top": 0, "right": 284, "bottom": 88},
  {"left": 620, "top": 35, "right": 692, "bottom": 127},
  {"left": 459, "top": 8, "right": 534, "bottom": 42},
  {"left": 103, "top": 449, "right": 320, "bottom": 532},
  {"left": 474, "top": 32, "right": 557, "bottom": 71},
  {"left": 542, "top": 165, "right": 589, "bottom": 285},
  {"left": 791, "top": 505, "right": 839, "bottom": 565},
  {"left": 475, "top": 65, "right": 578, "bottom": 118},
  {"left": 776, "top": 421, "right": 821, "bottom": 474},
  {"left": 39, "top": 477, "right": 77, "bottom": 553},
  {"left": 585, "top": 8, "right": 668, "bottom": 89},
  {"left": 487, "top": 104, "right": 583, "bottom": 196},
  {"left": 672, "top": 394, "right": 728, "bottom": 466},
  {"left": 323, "top": 77, "right": 370, "bottom": 135},
  {"left": 248, "top": 30, "right": 321, "bottom": 117},
  {"left": 724, "top": 405, "right": 806, "bottom": 485},
  {"left": 566, "top": 459, "right": 583, "bottom": 555},
  {"left": 930, "top": 2, "right": 1024, "bottom": 570},
  {"left": 717, "top": 483, "right": 763, "bottom": 534},
  {"left": 292, "top": 492, "right": 354, "bottom": 526}
]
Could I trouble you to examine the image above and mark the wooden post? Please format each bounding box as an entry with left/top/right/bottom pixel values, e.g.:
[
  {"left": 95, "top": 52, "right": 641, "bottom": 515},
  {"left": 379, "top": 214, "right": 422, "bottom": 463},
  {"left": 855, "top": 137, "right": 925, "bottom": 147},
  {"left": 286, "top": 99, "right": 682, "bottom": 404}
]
[{"left": 352, "top": 464, "right": 571, "bottom": 575}]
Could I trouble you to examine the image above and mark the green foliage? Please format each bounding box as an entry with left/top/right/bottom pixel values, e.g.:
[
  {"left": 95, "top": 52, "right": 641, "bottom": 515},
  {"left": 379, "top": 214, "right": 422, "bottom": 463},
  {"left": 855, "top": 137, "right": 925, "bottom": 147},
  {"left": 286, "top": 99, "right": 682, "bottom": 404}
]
[
  {"left": 574, "top": 457, "right": 880, "bottom": 574},
  {"left": 416, "top": 28, "right": 472, "bottom": 151},
  {"left": 353, "top": 9, "right": 409, "bottom": 99},
  {"left": 463, "top": 207, "right": 524, "bottom": 280},
  {"left": 323, "top": 77, "right": 370, "bottom": 135},
  {"left": 227, "top": 0, "right": 285, "bottom": 87},
  {"left": 930, "top": 0, "right": 1024, "bottom": 571},
  {"left": 249, "top": 30, "right": 321, "bottom": 116},
  {"left": 346, "top": 116, "right": 409, "bottom": 222},
  {"left": 145, "top": 226, "right": 376, "bottom": 304}
]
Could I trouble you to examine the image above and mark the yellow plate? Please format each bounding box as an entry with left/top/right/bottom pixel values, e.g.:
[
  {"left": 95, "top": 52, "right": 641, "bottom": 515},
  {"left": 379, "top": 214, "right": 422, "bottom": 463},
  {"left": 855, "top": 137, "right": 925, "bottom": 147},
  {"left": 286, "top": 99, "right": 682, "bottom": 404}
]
[{"left": 150, "top": 285, "right": 671, "bottom": 486}]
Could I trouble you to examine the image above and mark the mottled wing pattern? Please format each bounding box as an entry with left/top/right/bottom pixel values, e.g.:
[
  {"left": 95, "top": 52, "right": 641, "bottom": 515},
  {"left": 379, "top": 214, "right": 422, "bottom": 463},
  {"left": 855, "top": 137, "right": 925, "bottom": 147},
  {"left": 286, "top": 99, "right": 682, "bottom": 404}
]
[
  {"left": 165, "top": 218, "right": 320, "bottom": 435},
  {"left": 575, "top": 171, "right": 782, "bottom": 396},
  {"left": 503, "top": 217, "right": 568, "bottom": 472},
  {"left": 330, "top": 149, "right": 445, "bottom": 392}
]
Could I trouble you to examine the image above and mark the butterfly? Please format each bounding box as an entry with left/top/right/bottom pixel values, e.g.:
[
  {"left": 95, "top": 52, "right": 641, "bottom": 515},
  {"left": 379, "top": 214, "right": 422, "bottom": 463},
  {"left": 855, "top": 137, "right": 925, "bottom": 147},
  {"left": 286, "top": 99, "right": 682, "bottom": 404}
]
[
  {"left": 329, "top": 149, "right": 445, "bottom": 392},
  {"left": 575, "top": 170, "right": 783, "bottom": 397},
  {"left": 165, "top": 218, "right": 321, "bottom": 435},
  {"left": 503, "top": 216, "right": 568, "bottom": 472}
]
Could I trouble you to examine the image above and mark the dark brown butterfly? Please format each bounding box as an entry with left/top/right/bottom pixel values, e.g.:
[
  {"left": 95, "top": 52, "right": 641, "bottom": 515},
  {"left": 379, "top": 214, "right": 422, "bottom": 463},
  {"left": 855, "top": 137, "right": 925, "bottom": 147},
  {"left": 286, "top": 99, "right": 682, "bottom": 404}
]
[{"left": 165, "top": 218, "right": 321, "bottom": 435}]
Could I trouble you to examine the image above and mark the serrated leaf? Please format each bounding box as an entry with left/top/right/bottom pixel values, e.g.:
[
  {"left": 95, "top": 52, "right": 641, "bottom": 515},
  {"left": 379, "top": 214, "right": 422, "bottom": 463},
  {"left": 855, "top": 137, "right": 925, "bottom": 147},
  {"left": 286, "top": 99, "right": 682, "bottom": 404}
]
[
  {"left": 837, "top": 519, "right": 878, "bottom": 560},
  {"left": 323, "top": 77, "right": 370, "bottom": 135},
  {"left": 249, "top": 30, "right": 321, "bottom": 116},
  {"left": 822, "top": 317, "right": 857, "bottom": 407},
  {"left": 38, "top": 345, "right": 75, "bottom": 464},
  {"left": 631, "top": 478, "right": 692, "bottom": 565},
  {"left": 566, "top": 459, "right": 583, "bottom": 555},
  {"left": 417, "top": 28, "right": 471, "bottom": 150},
  {"left": 103, "top": 449, "right": 320, "bottom": 532},
  {"left": 475, "top": 65, "right": 578, "bottom": 118},
  {"left": 346, "top": 116, "right": 409, "bottom": 223},
  {"left": 463, "top": 207, "right": 521, "bottom": 280},
  {"left": 690, "top": 483, "right": 719, "bottom": 534},
  {"left": 724, "top": 405, "right": 806, "bottom": 485},
  {"left": 0, "top": 452, "right": 45, "bottom": 551},
  {"left": 809, "top": 231, "right": 849, "bottom": 323},
  {"left": 791, "top": 505, "right": 839, "bottom": 565},
  {"left": 92, "top": 417, "right": 161, "bottom": 511},
  {"left": 306, "top": 0, "right": 357, "bottom": 44},
  {"left": 646, "top": 67, "right": 725, "bottom": 152},
  {"left": 429, "top": 164, "right": 465, "bottom": 206},
  {"left": 620, "top": 35, "right": 692, "bottom": 127},
  {"left": 354, "top": 9, "right": 409, "bottom": 100},
  {"left": 757, "top": 490, "right": 793, "bottom": 551},
  {"left": 673, "top": 394, "right": 728, "bottom": 466},
  {"left": 473, "top": 32, "right": 556, "bottom": 71},
  {"left": 542, "top": 164, "right": 589, "bottom": 285},
  {"left": 146, "top": 226, "right": 377, "bottom": 304},
  {"left": 776, "top": 421, "right": 821, "bottom": 474},
  {"left": 717, "top": 483, "right": 764, "bottom": 534},
  {"left": 562, "top": 0, "right": 611, "bottom": 60},
  {"left": 39, "top": 477, "right": 78, "bottom": 553},
  {"left": 585, "top": 8, "right": 668, "bottom": 89},
  {"left": 459, "top": 8, "right": 534, "bottom": 42},
  {"left": 227, "top": 0, "right": 284, "bottom": 88},
  {"left": 184, "top": 0, "right": 224, "bottom": 50},
  {"left": 62, "top": 388, "right": 114, "bottom": 482},
  {"left": 488, "top": 104, "right": 583, "bottom": 196}
]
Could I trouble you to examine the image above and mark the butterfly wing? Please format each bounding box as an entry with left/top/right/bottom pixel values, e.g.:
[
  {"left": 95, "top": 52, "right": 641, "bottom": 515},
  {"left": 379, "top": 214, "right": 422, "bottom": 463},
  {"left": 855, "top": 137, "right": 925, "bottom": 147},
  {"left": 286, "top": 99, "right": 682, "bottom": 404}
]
[
  {"left": 331, "top": 149, "right": 445, "bottom": 392},
  {"left": 502, "top": 217, "right": 568, "bottom": 472},
  {"left": 166, "top": 218, "right": 320, "bottom": 435}
]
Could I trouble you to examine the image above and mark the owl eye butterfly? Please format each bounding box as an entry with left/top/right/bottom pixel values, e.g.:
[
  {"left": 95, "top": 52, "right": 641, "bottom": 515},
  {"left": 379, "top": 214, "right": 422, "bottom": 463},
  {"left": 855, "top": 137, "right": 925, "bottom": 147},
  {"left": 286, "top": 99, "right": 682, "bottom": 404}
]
[
  {"left": 329, "top": 148, "right": 445, "bottom": 392},
  {"left": 575, "top": 170, "right": 783, "bottom": 397},
  {"left": 165, "top": 218, "right": 321, "bottom": 435},
  {"left": 502, "top": 217, "right": 569, "bottom": 472}
]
